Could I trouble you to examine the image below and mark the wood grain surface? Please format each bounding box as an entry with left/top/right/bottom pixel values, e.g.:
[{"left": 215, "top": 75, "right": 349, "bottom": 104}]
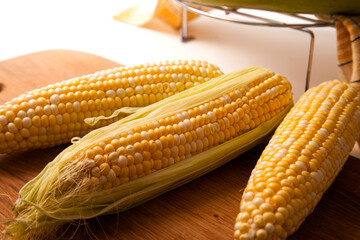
[{"left": 0, "top": 50, "right": 359, "bottom": 240}]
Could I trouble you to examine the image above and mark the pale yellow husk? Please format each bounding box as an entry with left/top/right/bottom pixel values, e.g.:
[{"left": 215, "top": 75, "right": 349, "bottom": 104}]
[{"left": 3, "top": 67, "right": 293, "bottom": 239}]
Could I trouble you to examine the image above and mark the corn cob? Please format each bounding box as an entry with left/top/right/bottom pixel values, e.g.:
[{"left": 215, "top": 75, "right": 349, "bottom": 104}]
[
  {"left": 4, "top": 67, "right": 293, "bottom": 238},
  {"left": 0, "top": 60, "right": 222, "bottom": 153},
  {"left": 234, "top": 80, "right": 360, "bottom": 240}
]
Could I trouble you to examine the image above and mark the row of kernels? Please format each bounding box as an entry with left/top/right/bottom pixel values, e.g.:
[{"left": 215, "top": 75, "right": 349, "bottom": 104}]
[
  {"left": 3, "top": 120, "right": 86, "bottom": 136},
  {"left": 0, "top": 98, "right": 124, "bottom": 125},
  {"left": 0, "top": 130, "right": 85, "bottom": 151},
  {"left": 238, "top": 77, "right": 282, "bottom": 106},
  {"left": 1, "top": 110, "right": 104, "bottom": 131},
  {"left": 0, "top": 115, "right": 118, "bottom": 152},
  {"left": 1, "top": 65, "right": 221, "bottom": 116},
  {"left": 130, "top": 61, "right": 208, "bottom": 75},
  {"left": 80, "top": 59, "right": 219, "bottom": 82},
  {"left": 252, "top": 73, "right": 277, "bottom": 93}
]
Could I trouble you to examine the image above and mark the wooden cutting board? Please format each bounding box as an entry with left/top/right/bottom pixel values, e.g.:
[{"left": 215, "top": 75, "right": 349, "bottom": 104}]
[{"left": 0, "top": 50, "right": 359, "bottom": 240}]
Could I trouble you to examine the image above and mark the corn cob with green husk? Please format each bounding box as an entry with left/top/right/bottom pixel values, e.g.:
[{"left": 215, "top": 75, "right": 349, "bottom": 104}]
[
  {"left": 3, "top": 66, "right": 293, "bottom": 239},
  {"left": 234, "top": 80, "right": 360, "bottom": 240},
  {"left": 0, "top": 60, "right": 222, "bottom": 153}
]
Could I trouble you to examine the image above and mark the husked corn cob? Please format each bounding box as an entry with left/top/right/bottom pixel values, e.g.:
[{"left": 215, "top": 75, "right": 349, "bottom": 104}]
[
  {"left": 0, "top": 60, "right": 222, "bottom": 153},
  {"left": 234, "top": 80, "right": 360, "bottom": 240},
  {"left": 4, "top": 67, "right": 293, "bottom": 238}
]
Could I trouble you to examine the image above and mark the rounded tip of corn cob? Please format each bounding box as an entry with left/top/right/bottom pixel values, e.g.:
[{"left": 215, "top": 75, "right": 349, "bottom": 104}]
[{"left": 234, "top": 80, "right": 360, "bottom": 240}]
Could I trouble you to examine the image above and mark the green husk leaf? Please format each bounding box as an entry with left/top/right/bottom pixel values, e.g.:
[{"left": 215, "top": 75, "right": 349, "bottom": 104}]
[{"left": 3, "top": 66, "right": 293, "bottom": 239}]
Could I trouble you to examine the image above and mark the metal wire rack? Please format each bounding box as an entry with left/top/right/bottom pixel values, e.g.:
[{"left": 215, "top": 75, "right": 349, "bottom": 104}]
[{"left": 174, "top": 0, "right": 335, "bottom": 91}]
